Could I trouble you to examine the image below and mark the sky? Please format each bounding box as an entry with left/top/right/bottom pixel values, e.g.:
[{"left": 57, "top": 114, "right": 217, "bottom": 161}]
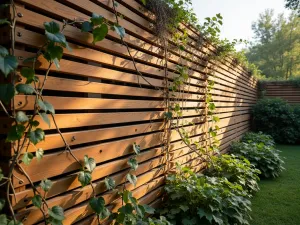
[{"left": 191, "top": 0, "right": 291, "bottom": 48}]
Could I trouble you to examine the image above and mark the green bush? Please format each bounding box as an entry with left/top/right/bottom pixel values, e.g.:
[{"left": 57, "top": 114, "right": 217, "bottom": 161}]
[
  {"left": 241, "top": 132, "right": 275, "bottom": 147},
  {"left": 231, "top": 142, "right": 284, "bottom": 178},
  {"left": 252, "top": 98, "right": 300, "bottom": 144},
  {"left": 161, "top": 166, "right": 252, "bottom": 225},
  {"left": 205, "top": 154, "right": 260, "bottom": 194}
]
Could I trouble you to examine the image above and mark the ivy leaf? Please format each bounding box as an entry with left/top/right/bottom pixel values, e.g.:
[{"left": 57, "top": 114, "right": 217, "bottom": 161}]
[
  {"left": 0, "top": 215, "right": 8, "bottom": 225},
  {"left": 30, "top": 120, "right": 40, "bottom": 127},
  {"left": 39, "top": 112, "right": 51, "bottom": 128},
  {"left": 92, "top": 24, "right": 108, "bottom": 43},
  {"left": 46, "top": 44, "right": 63, "bottom": 61},
  {"left": 126, "top": 173, "right": 137, "bottom": 186},
  {"left": 78, "top": 171, "right": 92, "bottom": 187},
  {"left": 0, "top": 84, "right": 15, "bottom": 104},
  {"left": 20, "top": 67, "right": 35, "bottom": 83},
  {"left": 104, "top": 177, "right": 115, "bottom": 190},
  {"left": 22, "top": 152, "right": 34, "bottom": 166},
  {"left": 141, "top": 0, "right": 147, "bottom": 5},
  {"left": 91, "top": 13, "right": 104, "bottom": 26},
  {"left": 136, "top": 204, "right": 146, "bottom": 218},
  {"left": 127, "top": 158, "right": 138, "bottom": 171},
  {"left": 28, "top": 128, "right": 45, "bottom": 145},
  {"left": 16, "top": 111, "right": 29, "bottom": 123},
  {"left": 142, "top": 204, "right": 155, "bottom": 214},
  {"left": 81, "top": 21, "right": 93, "bottom": 32},
  {"left": 84, "top": 155, "right": 96, "bottom": 173},
  {"left": 6, "top": 125, "right": 25, "bottom": 142},
  {"left": 114, "top": 25, "right": 126, "bottom": 38},
  {"left": 48, "top": 206, "right": 65, "bottom": 221},
  {"left": 38, "top": 100, "right": 55, "bottom": 114},
  {"left": 0, "top": 168, "right": 3, "bottom": 182},
  {"left": 133, "top": 143, "right": 140, "bottom": 155},
  {"left": 89, "top": 197, "right": 105, "bottom": 215},
  {"left": 0, "top": 199, "right": 5, "bottom": 211},
  {"left": 0, "top": 19, "right": 10, "bottom": 25},
  {"left": 40, "top": 179, "right": 53, "bottom": 192},
  {"left": 44, "top": 21, "right": 67, "bottom": 45},
  {"left": 118, "top": 203, "right": 133, "bottom": 214},
  {"left": 32, "top": 195, "right": 42, "bottom": 208},
  {"left": 16, "top": 84, "right": 35, "bottom": 95},
  {"left": 36, "top": 148, "right": 44, "bottom": 161},
  {"left": 0, "top": 54, "right": 18, "bottom": 77},
  {"left": 0, "top": 46, "right": 8, "bottom": 57}
]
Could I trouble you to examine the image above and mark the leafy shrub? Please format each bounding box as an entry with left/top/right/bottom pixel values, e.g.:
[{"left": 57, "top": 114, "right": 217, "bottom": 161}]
[
  {"left": 205, "top": 154, "right": 260, "bottom": 194},
  {"left": 231, "top": 142, "right": 284, "bottom": 178},
  {"left": 252, "top": 98, "right": 300, "bottom": 144},
  {"left": 161, "top": 166, "right": 252, "bottom": 225},
  {"left": 241, "top": 132, "right": 275, "bottom": 147}
]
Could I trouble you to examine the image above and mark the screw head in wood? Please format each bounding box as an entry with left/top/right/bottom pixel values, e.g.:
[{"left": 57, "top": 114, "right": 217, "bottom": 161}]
[
  {"left": 18, "top": 56, "right": 23, "bottom": 60},
  {"left": 17, "top": 32, "right": 22, "bottom": 37},
  {"left": 17, "top": 12, "right": 23, "bottom": 17}
]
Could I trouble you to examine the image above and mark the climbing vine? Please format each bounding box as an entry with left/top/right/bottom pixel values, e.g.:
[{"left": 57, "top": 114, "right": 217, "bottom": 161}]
[{"left": 0, "top": 0, "right": 258, "bottom": 224}]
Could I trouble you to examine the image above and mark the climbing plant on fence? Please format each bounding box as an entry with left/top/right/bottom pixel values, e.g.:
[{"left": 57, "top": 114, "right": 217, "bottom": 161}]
[{"left": 0, "top": 0, "right": 257, "bottom": 224}]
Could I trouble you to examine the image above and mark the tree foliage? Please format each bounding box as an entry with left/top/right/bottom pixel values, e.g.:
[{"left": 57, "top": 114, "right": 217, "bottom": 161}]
[
  {"left": 285, "top": 0, "right": 300, "bottom": 15},
  {"left": 246, "top": 10, "right": 300, "bottom": 79}
]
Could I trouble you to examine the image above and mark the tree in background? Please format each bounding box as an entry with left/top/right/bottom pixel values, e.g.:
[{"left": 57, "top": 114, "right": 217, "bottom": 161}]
[
  {"left": 246, "top": 10, "right": 300, "bottom": 80},
  {"left": 285, "top": 0, "right": 300, "bottom": 15}
]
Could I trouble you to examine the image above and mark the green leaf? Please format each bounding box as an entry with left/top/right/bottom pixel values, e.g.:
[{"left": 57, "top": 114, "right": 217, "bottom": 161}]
[
  {"left": 0, "top": 168, "right": 3, "bottom": 182},
  {"left": 0, "top": 54, "right": 18, "bottom": 77},
  {"left": 118, "top": 203, "right": 134, "bottom": 214},
  {"left": 0, "top": 46, "right": 8, "bottom": 57},
  {"left": 0, "top": 83, "right": 15, "bottom": 104},
  {"left": 114, "top": 25, "right": 126, "bottom": 38},
  {"left": 6, "top": 124, "right": 25, "bottom": 142},
  {"left": 78, "top": 171, "right": 92, "bottom": 187},
  {"left": 128, "top": 157, "right": 138, "bottom": 170},
  {"left": 46, "top": 44, "right": 63, "bottom": 61},
  {"left": 40, "top": 179, "right": 52, "bottom": 192},
  {"left": 45, "top": 29, "right": 67, "bottom": 45},
  {"left": 141, "top": 0, "right": 147, "bottom": 5},
  {"left": 84, "top": 155, "right": 96, "bottom": 173},
  {"left": 20, "top": 67, "right": 35, "bottom": 83},
  {"left": 48, "top": 206, "right": 65, "bottom": 221},
  {"left": 136, "top": 204, "right": 146, "bottom": 217},
  {"left": 44, "top": 21, "right": 60, "bottom": 33},
  {"left": 22, "top": 152, "right": 34, "bottom": 166},
  {"left": 36, "top": 148, "right": 44, "bottom": 161},
  {"left": 126, "top": 173, "right": 137, "bottom": 186},
  {"left": 92, "top": 24, "right": 108, "bottom": 43},
  {"left": 104, "top": 177, "right": 115, "bottom": 190},
  {"left": 28, "top": 128, "right": 45, "bottom": 145},
  {"left": 16, "top": 111, "right": 29, "bottom": 123},
  {"left": 133, "top": 143, "right": 140, "bottom": 155},
  {"left": 0, "top": 199, "right": 5, "bottom": 211},
  {"left": 16, "top": 84, "right": 35, "bottom": 94},
  {"left": 81, "top": 21, "right": 93, "bottom": 32},
  {"left": 32, "top": 195, "right": 42, "bottom": 208},
  {"left": 38, "top": 100, "right": 55, "bottom": 114},
  {"left": 0, "top": 215, "right": 8, "bottom": 225},
  {"left": 0, "top": 18, "right": 10, "bottom": 25},
  {"left": 39, "top": 112, "right": 51, "bottom": 128},
  {"left": 89, "top": 197, "right": 105, "bottom": 215},
  {"left": 142, "top": 204, "right": 155, "bottom": 214},
  {"left": 91, "top": 13, "right": 104, "bottom": 26},
  {"left": 30, "top": 120, "right": 40, "bottom": 127}
]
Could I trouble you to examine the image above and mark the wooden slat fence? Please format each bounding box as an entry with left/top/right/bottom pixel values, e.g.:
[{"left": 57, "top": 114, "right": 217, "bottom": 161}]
[
  {"left": 0, "top": 0, "right": 258, "bottom": 224},
  {"left": 259, "top": 81, "right": 300, "bottom": 104}
]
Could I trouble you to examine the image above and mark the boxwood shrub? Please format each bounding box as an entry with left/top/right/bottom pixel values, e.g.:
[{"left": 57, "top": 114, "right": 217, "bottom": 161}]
[
  {"left": 205, "top": 154, "right": 260, "bottom": 194},
  {"left": 231, "top": 142, "right": 284, "bottom": 178},
  {"left": 252, "top": 98, "right": 300, "bottom": 144}
]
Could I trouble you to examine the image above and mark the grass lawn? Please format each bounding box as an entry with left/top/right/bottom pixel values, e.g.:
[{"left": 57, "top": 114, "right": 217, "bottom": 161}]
[{"left": 251, "top": 145, "right": 300, "bottom": 225}]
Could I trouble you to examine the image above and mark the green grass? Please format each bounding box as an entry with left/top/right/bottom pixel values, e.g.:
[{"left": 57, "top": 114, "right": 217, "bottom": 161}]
[{"left": 251, "top": 145, "right": 300, "bottom": 225}]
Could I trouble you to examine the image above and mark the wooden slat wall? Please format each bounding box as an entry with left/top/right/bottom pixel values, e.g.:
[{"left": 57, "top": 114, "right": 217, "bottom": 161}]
[
  {"left": 260, "top": 81, "right": 300, "bottom": 104},
  {"left": 2, "top": 0, "right": 257, "bottom": 224}
]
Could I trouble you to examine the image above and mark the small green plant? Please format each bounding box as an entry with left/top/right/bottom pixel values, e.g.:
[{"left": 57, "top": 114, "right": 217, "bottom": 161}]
[
  {"left": 161, "top": 166, "right": 252, "bottom": 225},
  {"left": 205, "top": 154, "right": 261, "bottom": 194},
  {"left": 231, "top": 142, "right": 285, "bottom": 178},
  {"left": 252, "top": 98, "right": 300, "bottom": 144},
  {"left": 241, "top": 132, "right": 275, "bottom": 147}
]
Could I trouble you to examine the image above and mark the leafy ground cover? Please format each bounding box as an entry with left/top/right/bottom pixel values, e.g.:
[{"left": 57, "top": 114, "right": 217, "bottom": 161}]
[{"left": 251, "top": 145, "right": 300, "bottom": 225}]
